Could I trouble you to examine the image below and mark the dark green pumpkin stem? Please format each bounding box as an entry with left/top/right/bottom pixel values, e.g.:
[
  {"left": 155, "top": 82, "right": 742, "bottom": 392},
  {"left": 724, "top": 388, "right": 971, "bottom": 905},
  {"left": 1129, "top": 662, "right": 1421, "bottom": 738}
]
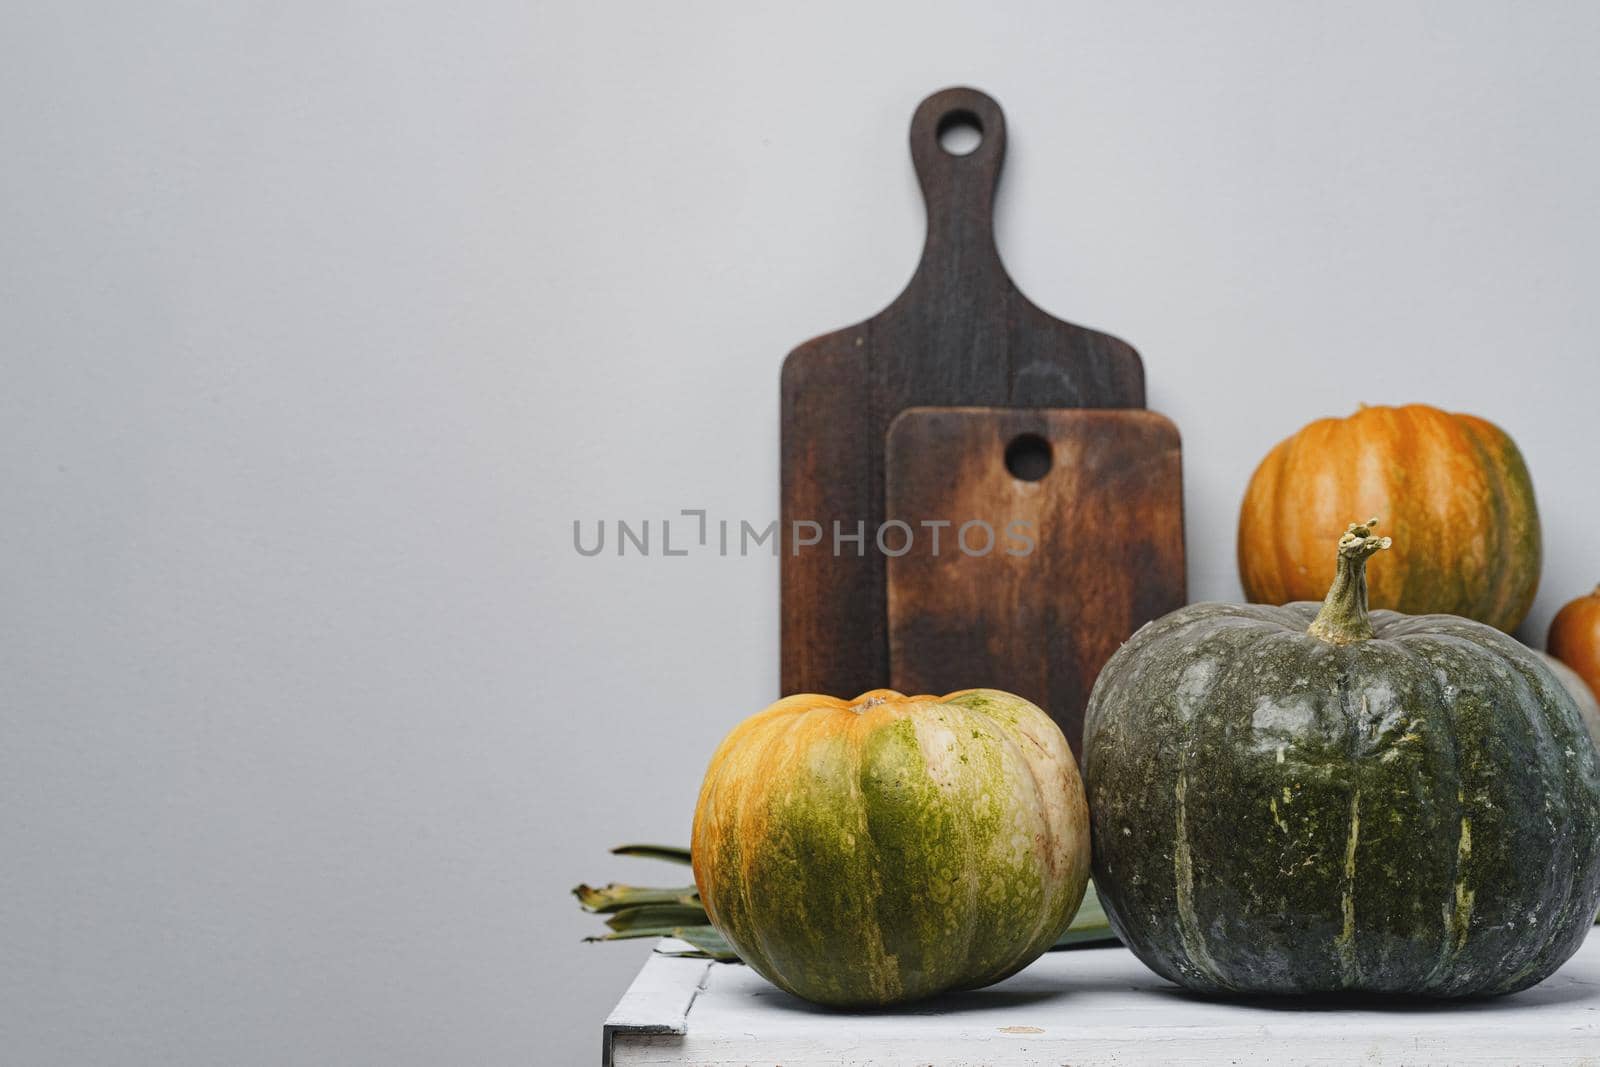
[{"left": 1308, "top": 518, "right": 1392, "bottom": 645}]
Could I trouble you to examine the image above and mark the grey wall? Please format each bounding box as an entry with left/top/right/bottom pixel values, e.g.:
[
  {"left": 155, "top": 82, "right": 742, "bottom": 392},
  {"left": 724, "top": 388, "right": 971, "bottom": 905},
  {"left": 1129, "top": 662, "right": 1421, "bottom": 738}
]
[{"left": 4, "top": 2, "right": 1598, "bottom": 1063}]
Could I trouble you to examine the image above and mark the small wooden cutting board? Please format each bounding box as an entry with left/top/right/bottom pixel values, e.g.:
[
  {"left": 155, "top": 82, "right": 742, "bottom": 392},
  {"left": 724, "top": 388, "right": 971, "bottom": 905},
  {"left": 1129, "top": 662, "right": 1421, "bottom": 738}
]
[{"left": 885, "top": 407, "right": 1185, "bottom": 755}]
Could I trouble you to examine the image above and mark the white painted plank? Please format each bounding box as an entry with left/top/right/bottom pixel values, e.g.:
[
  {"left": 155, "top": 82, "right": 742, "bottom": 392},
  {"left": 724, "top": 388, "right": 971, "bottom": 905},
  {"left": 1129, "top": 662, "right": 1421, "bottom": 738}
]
[
  {"left": 608, "top": 929, "right": 1600, "bottom": 1065},
  {"left": 601, "top": 946, "right": 713, "bottom": 1067}
]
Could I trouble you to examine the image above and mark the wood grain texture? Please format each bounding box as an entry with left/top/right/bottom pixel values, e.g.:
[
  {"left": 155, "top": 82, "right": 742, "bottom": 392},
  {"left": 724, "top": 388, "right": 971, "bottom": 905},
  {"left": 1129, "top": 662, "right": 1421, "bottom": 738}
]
[
  {"left": 885, "top": 408, "right": 1184, "bottom": 755},
  {"left": 780, "top": 87, "right": 1146, "bottom": 698}
]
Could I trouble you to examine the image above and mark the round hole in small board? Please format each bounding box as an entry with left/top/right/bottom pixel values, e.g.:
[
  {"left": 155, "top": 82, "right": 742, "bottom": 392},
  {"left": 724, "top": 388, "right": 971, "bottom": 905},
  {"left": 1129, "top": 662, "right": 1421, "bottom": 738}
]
[
  {"left": 1004, "top": 433, "right": 1052, "bottom": 481},
  {"left": 937, "top": 110, "right": 983, "bottom": 156}
]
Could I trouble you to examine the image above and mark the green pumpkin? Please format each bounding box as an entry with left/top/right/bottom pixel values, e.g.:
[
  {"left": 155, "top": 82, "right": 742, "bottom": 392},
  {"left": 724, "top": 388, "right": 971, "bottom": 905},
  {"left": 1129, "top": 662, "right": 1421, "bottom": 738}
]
[
  {"left": 1084, "top": 519, "right": 1600, "bottom": 996},
  {"left": 1536, "top": 650, "right": 1600, "bottom": 756}
]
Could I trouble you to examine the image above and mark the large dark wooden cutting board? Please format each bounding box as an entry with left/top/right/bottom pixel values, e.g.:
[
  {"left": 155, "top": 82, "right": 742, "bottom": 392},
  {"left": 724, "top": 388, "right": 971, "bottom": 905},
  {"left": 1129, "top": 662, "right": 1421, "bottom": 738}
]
[
  {"left": 781, "top": 87, "right": 1146, "bottom": 697},
  {"left": 885, "top": 407, "right": 1185, "bottom": 754}
]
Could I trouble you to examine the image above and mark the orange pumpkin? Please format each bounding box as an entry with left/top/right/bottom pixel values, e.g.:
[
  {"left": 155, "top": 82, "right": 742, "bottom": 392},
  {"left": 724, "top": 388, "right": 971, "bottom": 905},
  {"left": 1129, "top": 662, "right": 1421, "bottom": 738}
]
[
  {"left": 1549, "top": 586, "right": 1600, "bottom": 706},
  {"left": 1238, "top": 404, "right": 1540, "bottom": 632}
]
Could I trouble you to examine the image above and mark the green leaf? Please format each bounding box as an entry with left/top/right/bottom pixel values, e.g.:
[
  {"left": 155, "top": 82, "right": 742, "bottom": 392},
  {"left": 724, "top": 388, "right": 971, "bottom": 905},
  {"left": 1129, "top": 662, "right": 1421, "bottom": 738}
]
[
  {"left": 586, "top": 927, "right": 672, "bottom": 943},
  {"left": 652, "top": 946, "right": 726, "bottom": 961},
  {"left": 587, "top": 923, "right": 689, "bottom": 941},
  {"left": 605, "top": 905, "right": 711, "bottom": 932},
  {"left": 573, "top": 882, "right": 701, "bottom": 913},
  {"left": 666, "top": 925, "right": 738, "bottom": 960},
  {"left": 585, "top": 924, "right": 739, "bottom": 962},
  {"left": 611, "top": 844, "right": 692, "bottom": 865}
]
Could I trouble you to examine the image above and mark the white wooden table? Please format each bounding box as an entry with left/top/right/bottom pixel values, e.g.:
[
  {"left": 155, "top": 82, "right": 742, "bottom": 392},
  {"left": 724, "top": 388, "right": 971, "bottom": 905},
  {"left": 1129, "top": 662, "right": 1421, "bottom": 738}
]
[{"left": 603, "top": 930, "right": 1600, "bottom": 1066}]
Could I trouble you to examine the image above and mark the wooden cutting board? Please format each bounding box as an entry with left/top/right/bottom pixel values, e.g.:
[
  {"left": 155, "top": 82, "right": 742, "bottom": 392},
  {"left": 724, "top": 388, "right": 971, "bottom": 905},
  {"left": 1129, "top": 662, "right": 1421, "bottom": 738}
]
[
  {"left": 885, "top": 407, "right": 1185, "bottom": 755},
  {"left": 781, "top": 87, "right": 1146, "bottom": 698}
]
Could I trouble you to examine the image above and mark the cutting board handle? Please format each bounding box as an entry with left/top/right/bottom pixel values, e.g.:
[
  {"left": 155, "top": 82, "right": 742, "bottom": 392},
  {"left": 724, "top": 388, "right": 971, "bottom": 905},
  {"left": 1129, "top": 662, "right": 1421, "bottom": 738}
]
[{"left": 908, "top": 87, "right": 1008, "bottom": 285}]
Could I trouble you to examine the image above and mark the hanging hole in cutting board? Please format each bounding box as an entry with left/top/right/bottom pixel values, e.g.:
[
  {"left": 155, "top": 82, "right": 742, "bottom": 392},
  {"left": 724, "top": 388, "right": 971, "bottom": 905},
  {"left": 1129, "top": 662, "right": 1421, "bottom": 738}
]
[
  {"left": 937, "top": 110, "right": 983, "bottom": 155},
  {"left": 1004, "top": 433, "right": 1052, "bottom": 481}
]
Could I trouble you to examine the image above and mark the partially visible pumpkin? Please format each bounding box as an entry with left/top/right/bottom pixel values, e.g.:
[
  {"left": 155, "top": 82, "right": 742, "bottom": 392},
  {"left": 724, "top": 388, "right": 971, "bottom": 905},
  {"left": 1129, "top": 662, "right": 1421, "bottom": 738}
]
[
  {"left": 1086, "top": 519, "right": 1600, "bottom": 997},
  {"left": 691, "top": 688, "right": 1089, "bottom": 1007},
  {"left": 1238, "top": 404, "right": 1540, "bottom": 632},
  {"left": 1536, "top": 651, "right": 1600, "bottom": 755},
  {"left": 1550, "top": 585, "right": 1600, "bottom": 707}
]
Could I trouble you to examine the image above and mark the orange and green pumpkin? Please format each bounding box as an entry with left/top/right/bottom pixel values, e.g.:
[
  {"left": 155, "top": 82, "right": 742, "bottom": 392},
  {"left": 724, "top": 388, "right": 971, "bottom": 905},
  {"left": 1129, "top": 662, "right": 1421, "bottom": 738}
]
[
  {"left": 1238, "top": 404, "right": 1540, "bottom": 633},
  {"left": 690, "top": 688, "right": 1090, "bottom": 1007}
]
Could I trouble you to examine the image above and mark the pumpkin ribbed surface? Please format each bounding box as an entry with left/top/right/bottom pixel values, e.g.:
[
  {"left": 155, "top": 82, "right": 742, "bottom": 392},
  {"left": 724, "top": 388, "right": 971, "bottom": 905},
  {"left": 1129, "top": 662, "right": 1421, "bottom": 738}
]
[
  {"left": 691, "top": 688, "right": 1089, "bottom": 1006},
  {"left": 1538, "top": 651, "right": 1600, "bottom": 755},
  {"left": 1087, "top": 522, "right": 1600, "bottom": 996},
  {"left": 1239, "top": 404, "right": 1540, "bottom": 632}
]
